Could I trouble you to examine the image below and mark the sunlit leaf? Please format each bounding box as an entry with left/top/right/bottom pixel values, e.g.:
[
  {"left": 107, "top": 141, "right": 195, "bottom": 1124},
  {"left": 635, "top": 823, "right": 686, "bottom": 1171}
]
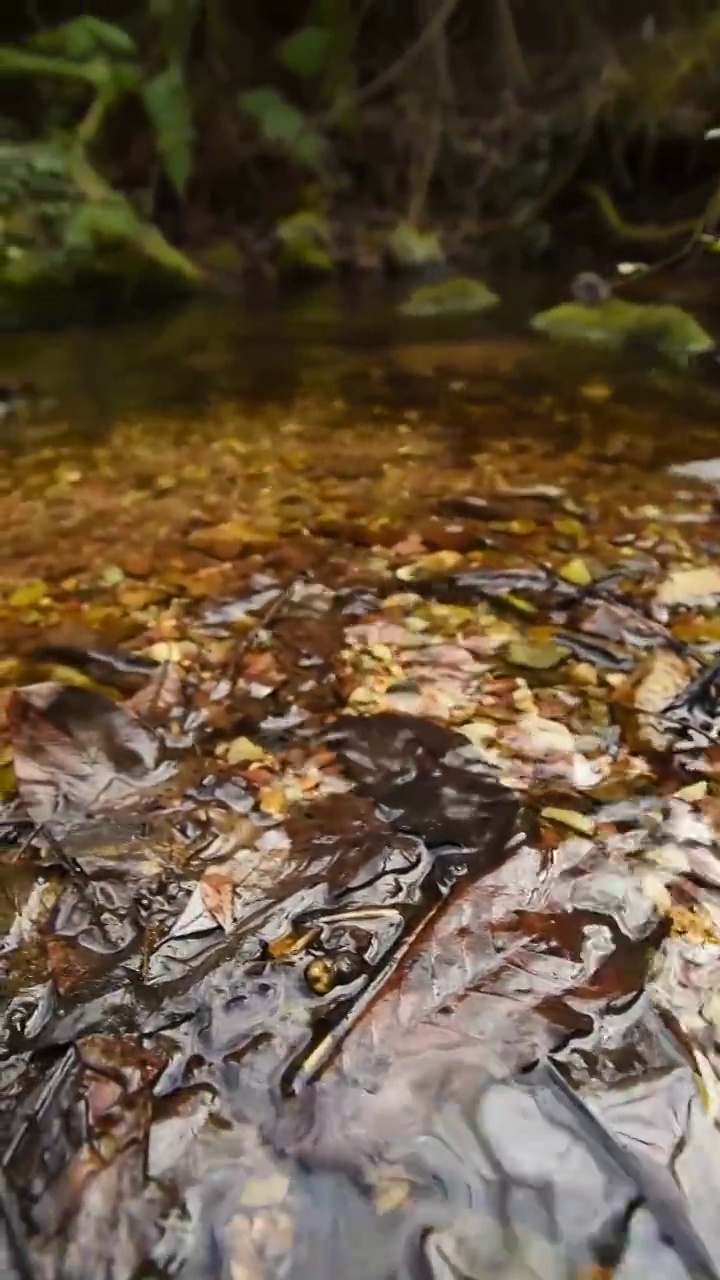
[
  {"left": 29, "top": 17, "right": 136, "bottom": 62},
  {"left": 0, "top": 44, "right": 110, "bottom": 88},
  {"left": 142, "top": 63, "right": 194, "bottom": 195},
  {"left": 64, "top": 198, "right": 143, "bottom": 251},
  {"left": 240, "top": 87, "right": 326, "bottom": 170},
  {"left": 278, "top": 25, "right": 333, "bottom": 79}
]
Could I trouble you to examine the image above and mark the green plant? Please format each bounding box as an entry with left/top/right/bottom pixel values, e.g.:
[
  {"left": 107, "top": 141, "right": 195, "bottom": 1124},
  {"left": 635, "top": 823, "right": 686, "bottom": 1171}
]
[{"left": 0, "top": 12, "right": 199, "bottom": 280}]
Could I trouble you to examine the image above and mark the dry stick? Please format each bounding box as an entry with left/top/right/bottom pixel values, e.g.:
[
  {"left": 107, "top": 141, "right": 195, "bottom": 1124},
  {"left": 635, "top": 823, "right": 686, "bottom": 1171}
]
[
  {"left": 226, "top": 582, "right": 297, "bottom": 687},
  {"left": 407, "top": 0, "right": 451, "bottom": 224},
  {"left": 584, "top": 179, "right": 720, "bottom": 281},
  {"left": 494, "top": 0, "right": 530, "bottom": 93}
]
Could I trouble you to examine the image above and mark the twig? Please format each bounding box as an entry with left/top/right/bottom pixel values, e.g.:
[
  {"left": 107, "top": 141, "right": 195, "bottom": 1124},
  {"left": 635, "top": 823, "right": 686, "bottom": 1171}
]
[
  {"left": 584, "top": 182, "right": 700, "bottom": 243},
  {"left": 407, "top": 0, "right": 452, "bottom": 223},
  {"left": 321, "top": 0, "right": 461, "bottom": 125}
]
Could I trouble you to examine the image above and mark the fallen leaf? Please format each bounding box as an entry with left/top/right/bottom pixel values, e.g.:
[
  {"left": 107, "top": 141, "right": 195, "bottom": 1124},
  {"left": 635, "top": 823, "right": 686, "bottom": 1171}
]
[
  {"left": 501, "top": 714, "right": 575, "bottom": 759},
  {"left": 396, "top": 550, "right": 463, "bottom": 580},
  {"left": 200, "top": 869, "right": 236, "bottom": 932},
  {"left": 9, "top": 580, "right": 49, "bottom": 608},
  {"left": 258, "top": 785, "right": 288, "bottom": 816},
  {"left": 373, "top": 1178, "right": 411, "bottom": 1215},
  {"left": 613, "top": 650, "right": 690, "bottom": 715},
  {"left": 558, "top": 557, "right": 592, "bottom": 586},
  {"left": 7, "top": 682, "right": 170, "bottom": 823},
  {"left": 239, "top": 1172, "right": 290, "bottom": 1208},
  {"left": 541, "top": 807, "right": 596, "bottom": 836},
  {"left": 669, "top": 905, "right": 720, "bottom": 944},
  {"left": 505, "top": 639, "right": 570, "bottom": 670},
  {"left": 188, "top": 520, "right": 276, "bottom": 559},
  {"left": 656, "top": 566, "right": 720, "bottom": 607},
  {"left": 674, "top": 781, "right": 708, "bottom": 802},
  {"left": 225, "top": 736, "right": 270, "bottom": 765}
]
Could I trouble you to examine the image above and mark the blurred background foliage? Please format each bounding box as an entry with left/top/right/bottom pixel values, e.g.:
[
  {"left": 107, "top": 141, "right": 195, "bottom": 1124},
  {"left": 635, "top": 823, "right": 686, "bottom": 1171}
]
[{"left": 3, "top": 0, "right": 720, "bottom": 317}]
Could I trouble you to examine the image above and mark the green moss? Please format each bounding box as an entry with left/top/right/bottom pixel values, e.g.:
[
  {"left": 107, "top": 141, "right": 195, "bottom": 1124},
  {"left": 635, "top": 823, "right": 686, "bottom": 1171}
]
[
  {"left": 386, "top": 222, "right": 444, "bottom": 271},
  {"left": 277, "top": 211, "right": 334, "bottom": 278},
  {"left": 530, "top": 297, "right": 714, "bottom": 366},
  {"left": 399, "top": 276, "right": 500, "bottom": 317}
]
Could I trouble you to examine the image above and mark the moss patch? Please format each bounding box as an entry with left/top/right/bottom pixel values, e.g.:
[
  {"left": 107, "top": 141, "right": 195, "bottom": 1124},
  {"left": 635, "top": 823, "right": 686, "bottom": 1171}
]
[
  {"left": 386, "top": 223, "right": 445, "bottom": 272},
  {"left": 276, "top": 211, "right": 334, "bottom": 278},
  {"left": 399, "top": 276, "right": 500, "bottom": 318},
  {"left": 530, "top": 298, "right": 714, "bottom": 366}
]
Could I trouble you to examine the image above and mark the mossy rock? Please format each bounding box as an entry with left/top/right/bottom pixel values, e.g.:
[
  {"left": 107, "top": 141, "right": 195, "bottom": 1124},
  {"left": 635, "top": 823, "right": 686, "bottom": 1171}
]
[
  {"left": 399, "top": 276, "right": 500, "bottom": 318},
  {"left": 530, "top": 297, "right": 714, "bottom": 366},
  {"left": 386, "top": 222, "right": 445, "bottom": 272},
  {"left": 277, "top": 211, "right": 334, "bottom": 278}
]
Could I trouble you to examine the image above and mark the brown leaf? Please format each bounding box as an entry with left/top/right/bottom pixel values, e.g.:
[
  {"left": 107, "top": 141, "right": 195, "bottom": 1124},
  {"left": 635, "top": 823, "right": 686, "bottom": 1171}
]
[
  {"left": 200, "top": 868, "right": 236, "bottom": 932},
  {"left": 656, "top": 566, "right": 720, "bottom": 608},
  {"left": 126, "top": 662, "right": 183, "bottom": 720},
  {"left": 188, "top": 520, "right": 276, "bottom": 559},
  {"left": 7, "top": 682, "right": 171, "bottom": 823}
]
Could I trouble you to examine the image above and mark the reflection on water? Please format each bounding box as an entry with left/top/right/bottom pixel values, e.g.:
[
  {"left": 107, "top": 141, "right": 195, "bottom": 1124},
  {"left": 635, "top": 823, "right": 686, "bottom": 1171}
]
[{"left": 4, "top": 289, "right": 720, "bottom": 1280}]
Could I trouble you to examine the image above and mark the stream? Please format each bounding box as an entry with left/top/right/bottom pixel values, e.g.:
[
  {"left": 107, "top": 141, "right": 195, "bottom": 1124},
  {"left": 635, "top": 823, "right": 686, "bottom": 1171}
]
[{"left": 4, "top": 289, "right": 720, "bottom": 1280}]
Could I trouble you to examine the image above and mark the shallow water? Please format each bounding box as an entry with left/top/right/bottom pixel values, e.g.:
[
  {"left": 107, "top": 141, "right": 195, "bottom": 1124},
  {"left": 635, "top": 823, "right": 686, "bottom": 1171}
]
[{"left": 4, "top": 293, "right": 720, "bottom": 1280}]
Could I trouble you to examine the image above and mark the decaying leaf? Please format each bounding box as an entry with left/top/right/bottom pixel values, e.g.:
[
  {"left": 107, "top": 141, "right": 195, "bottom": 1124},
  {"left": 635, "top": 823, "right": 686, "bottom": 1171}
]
[
  {"left": 6, "top": 682, "right": 172, "bottom": 822},
  {"left": 540, "top": 806, "right": 596, "bottom": 836},
  {"left": 656, "top": 566, "right": 720, "bottom": 608},
  {"left": 505, "top": 639, "right": 570, "bottom": 670}
]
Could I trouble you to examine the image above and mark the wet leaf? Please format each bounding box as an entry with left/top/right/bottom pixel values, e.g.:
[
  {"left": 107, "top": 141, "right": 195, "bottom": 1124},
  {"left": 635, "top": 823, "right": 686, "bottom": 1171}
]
[
  {"left": 199, "top": 868, "right": 236, "bottom": 933},
  {"left": 558, "top": 557, "right": 593, "bottom": 586},
  {"left": 501, "top": 713, "right": 575, "bottom": 758},
  {"left": 656, "top": 566, "right": 720, "bottom": 608},
  {"left": 613, "top": 651, "right": 691, "bottom": 716},
  {"left": 240, "top": 1172, "right": 290, "bottom": 1208},
  {"left": 9, "top": 580, "right": 49, "bottom": 608},
  {"left": 224, "top": 735, "right": 270, "bottom": 765},
  {"left": 7, "top": 682, "right": 170, "bottom": 822},
  {"left": 505, "top": 639, "right": 570, "bottom": 670},
  {"left": 540, "top": 806, "right": 596, "bottom": 836},
  {"left": 188, "top": 519, "right": 276, "bottom": 558}
]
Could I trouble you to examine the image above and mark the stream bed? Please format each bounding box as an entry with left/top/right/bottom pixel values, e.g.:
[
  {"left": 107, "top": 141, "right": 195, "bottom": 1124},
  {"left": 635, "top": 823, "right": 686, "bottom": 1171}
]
[{"left": 4, "top": 294, "right": 720, "bottom": 1279}]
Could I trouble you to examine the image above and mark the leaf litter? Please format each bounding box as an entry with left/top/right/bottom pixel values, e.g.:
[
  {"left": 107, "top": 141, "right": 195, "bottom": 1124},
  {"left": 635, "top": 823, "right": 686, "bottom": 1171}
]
[{"left": 6, "top": 334, "right": 720, "bottom": 1278}]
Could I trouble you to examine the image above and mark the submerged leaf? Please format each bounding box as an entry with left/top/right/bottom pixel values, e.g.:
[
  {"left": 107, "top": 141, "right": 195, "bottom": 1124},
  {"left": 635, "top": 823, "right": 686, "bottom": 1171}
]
[
  {"left": 9, "top": 580, "right": 49, "bottom": 608},
  {"left": 656, "top": 566, "right": 720, "bottom": 607},
  {"left": 541, "top": 806, "right": 596, "bottom": 836},
  {"left": 505, "top": 639, "right": 570, "bottom": 670},
  {"left": 7, "top": 682, "right": 170, "bottom": 822}
]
